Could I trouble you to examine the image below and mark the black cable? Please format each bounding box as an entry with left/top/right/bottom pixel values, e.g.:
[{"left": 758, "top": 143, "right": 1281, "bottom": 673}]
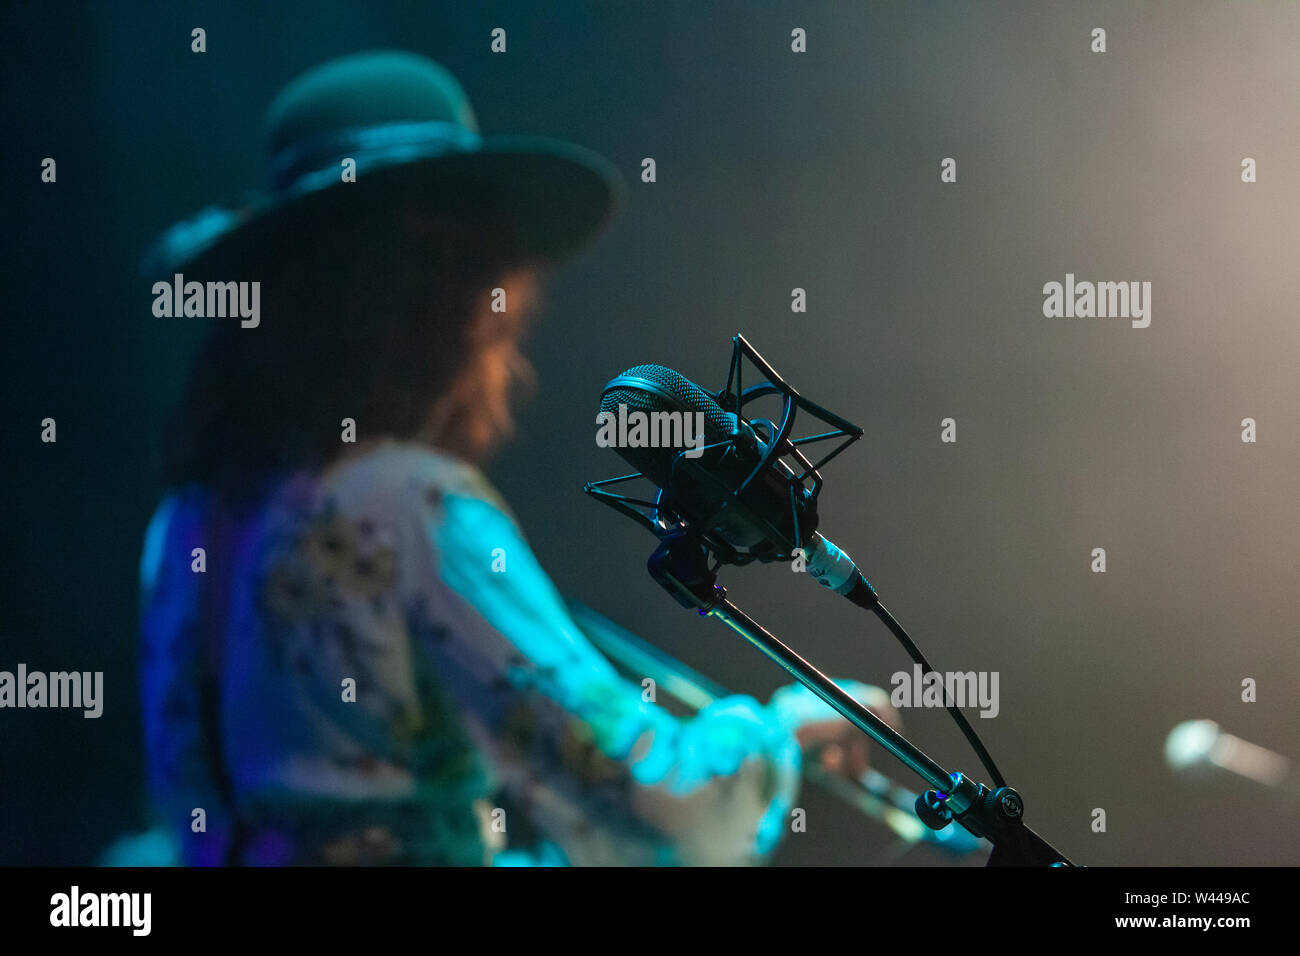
[
  {"left": 844, "top": 577, "right": 1006, "bottom": 789},
  {"left": 874, "top": 602, "right": 1007, "bottom": 789}
]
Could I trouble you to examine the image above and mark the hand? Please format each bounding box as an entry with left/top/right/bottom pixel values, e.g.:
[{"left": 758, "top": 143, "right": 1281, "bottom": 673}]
[
  {"left": 795, "top": 700, "right": 902, "bottom": 781},
  {"left": 769, "top": 680, "right": 902, "bottom": 782}
]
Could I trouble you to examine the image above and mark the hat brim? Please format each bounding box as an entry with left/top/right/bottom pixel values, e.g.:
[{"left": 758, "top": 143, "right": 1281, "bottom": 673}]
[{"left": 143, "top": 134, "right": 625, "bottom": 277}]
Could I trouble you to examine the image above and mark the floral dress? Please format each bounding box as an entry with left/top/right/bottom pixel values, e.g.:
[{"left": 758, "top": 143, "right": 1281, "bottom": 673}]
[{"left": 139, "top": 439, "right": 823, "bottom": 865}]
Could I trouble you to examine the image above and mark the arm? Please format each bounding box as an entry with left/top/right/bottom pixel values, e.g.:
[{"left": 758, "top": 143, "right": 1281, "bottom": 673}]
[{"left": 399, "top": 458, "right": 804, "bottom": 865}]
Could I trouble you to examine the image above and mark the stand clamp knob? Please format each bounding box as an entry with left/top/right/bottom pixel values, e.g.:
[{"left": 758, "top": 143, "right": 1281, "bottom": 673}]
[{"left": 914, "top": 789, "right": 954, "bottom": 831}]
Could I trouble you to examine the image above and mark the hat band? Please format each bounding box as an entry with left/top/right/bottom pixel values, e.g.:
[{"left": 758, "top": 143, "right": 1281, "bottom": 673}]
[{"left": 268, "top": 120, "right": 482, "bottom": 192}]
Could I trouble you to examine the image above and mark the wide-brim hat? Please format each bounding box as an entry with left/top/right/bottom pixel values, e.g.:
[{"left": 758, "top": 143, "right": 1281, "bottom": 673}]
[{"left": 142, "top": 49, "right": 625, "bottom": 276}]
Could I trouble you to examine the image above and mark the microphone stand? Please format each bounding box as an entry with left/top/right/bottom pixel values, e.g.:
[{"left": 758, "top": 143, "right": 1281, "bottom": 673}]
[{"left": 648, "top": 530, "right": 1076, "bottom": 867}]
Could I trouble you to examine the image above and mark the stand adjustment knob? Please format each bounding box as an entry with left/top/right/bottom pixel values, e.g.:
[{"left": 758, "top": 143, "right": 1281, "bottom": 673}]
[
  {"left": 915, "top": 789, "right": 954, "bottom": 831},
  {"left": 993, "top": 786, "right": 1024, "bottom": 821}
]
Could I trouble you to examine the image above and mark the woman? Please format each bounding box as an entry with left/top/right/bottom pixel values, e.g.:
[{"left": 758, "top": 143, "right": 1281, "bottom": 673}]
[{"left": 137, "top": 51, "right": 883, "bottom": 867}]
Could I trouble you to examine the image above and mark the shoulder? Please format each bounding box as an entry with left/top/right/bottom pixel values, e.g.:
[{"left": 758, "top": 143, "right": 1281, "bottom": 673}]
[
  {"left": 319, "top": 439, "right": 513, "bottom": 520},
  {"left": 322, "top": 442, "right": 504, "bottom": 509}
]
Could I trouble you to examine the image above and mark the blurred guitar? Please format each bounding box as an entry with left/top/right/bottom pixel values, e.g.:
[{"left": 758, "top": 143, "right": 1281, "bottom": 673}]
[{"left": 564, "top": 598, "right": 988, "bottom": 859}]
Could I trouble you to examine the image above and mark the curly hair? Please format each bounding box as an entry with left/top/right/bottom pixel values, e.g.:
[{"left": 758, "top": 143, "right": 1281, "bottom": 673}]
[{"left": 162, "top": 196, "right": 544, "bottom": 497}]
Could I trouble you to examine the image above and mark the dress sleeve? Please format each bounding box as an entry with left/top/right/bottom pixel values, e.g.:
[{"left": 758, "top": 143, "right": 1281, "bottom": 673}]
[{"left": 397, "top": 457, "right": 805, "bottom": 866}]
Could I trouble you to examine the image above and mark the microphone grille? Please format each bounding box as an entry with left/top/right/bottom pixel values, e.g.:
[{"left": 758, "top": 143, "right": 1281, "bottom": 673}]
[{"left": 598, "top": 364, "right": 737, "bottom": 487}]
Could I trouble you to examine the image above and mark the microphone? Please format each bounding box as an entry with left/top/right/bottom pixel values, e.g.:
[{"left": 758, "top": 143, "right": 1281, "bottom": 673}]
[
  {"left": 1165, "top": 720, "right": 1297, "bottom": 793},
  {"left": 597, "top": 363, "right": 876, "bottom": 605},
  {"left": 586, "top": 336, "right": 1017, "bottom": 818}
]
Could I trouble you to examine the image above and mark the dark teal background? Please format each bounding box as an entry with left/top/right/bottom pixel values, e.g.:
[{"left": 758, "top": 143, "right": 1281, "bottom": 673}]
[{"left": 4, "top": 1, "right": 1298, "bottom": 866}]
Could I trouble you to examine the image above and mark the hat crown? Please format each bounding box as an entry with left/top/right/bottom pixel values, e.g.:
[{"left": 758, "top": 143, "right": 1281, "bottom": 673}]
[
  {"left": 264, "top": 50, "right": 480, "bottom": 162},
  {"left": 143, "top": 49, "right": 621, "bottom": 276}
]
